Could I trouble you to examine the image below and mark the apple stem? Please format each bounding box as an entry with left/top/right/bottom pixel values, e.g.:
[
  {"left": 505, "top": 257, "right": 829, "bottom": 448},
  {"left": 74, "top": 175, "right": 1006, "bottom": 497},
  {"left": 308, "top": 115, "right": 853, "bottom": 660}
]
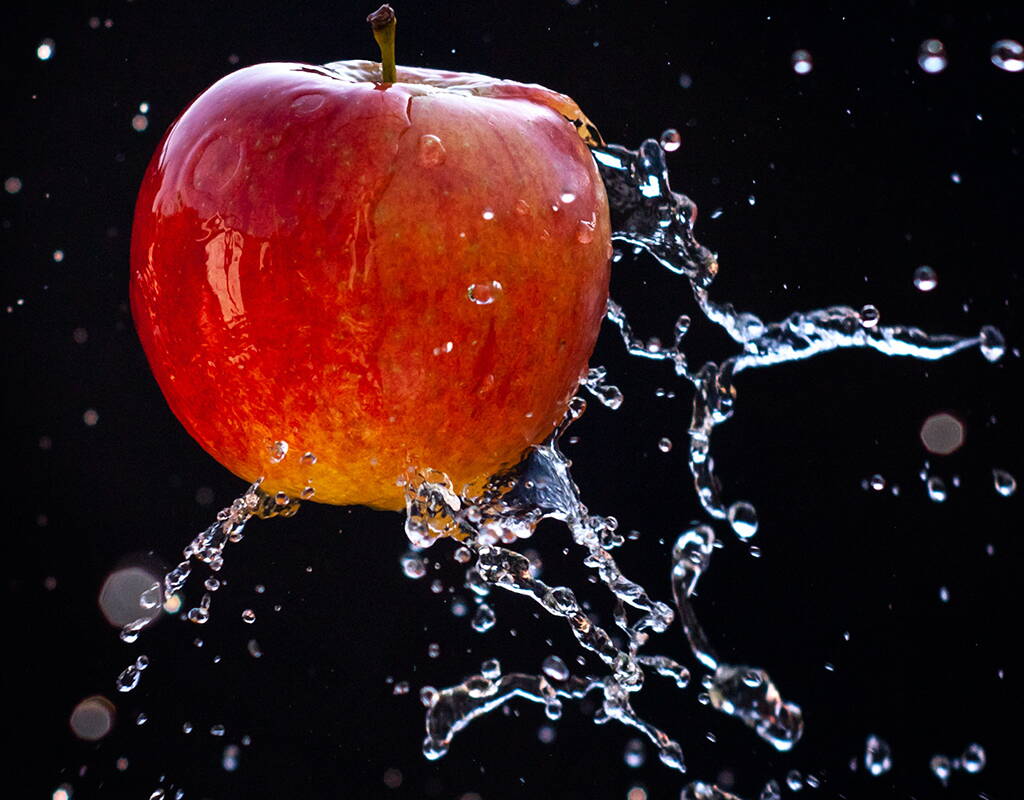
[{"left": 368, "top": 4, "right": 397, "bottom": 84}]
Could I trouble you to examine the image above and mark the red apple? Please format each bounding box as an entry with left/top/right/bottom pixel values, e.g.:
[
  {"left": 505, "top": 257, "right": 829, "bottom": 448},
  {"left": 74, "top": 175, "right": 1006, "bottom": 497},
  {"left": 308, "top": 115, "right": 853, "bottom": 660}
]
[{"left": 130, "top": 52, "right": 611, "bottom": 511}]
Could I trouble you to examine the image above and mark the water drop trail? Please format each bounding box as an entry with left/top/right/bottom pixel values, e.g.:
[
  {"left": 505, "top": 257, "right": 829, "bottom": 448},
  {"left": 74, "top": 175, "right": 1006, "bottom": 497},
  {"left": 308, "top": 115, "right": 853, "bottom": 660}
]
[
  {"left": 595, "top": 138, "right": 1001, "bottom": 520},
  {"left": 413, "top": 136, "right": 1001, "bottom": 784}
]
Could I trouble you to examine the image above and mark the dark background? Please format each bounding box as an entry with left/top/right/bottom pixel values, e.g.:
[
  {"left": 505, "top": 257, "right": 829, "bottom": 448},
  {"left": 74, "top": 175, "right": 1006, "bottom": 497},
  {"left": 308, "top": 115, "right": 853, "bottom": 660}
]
[{"left": 4, "top": 1, "right": 1021, "bottom": 798}]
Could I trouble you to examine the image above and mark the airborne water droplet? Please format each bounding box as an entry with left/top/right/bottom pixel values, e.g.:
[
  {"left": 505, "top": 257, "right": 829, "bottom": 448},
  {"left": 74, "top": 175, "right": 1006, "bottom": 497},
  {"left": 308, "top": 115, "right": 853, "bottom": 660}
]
[
  {"left": 991, "top": 39, "right": 1024, "bottom": 72},
  {"left": 37, "top": 38, "right": 55, "bottom": 60},
  {"left": 624, "top": 738, "right": 646, "bottom": 767},
  {"left": 926, "top": 475, "right": 947, "bottom": 502},
  {"left": 791, "top": 49, "right": 813, "bottom": 74},
  {"left": 913, "top": 265, "right": 938, "bottom": 291},
  {"left": 727, "top": 501, "right": 758, "bottom": 539},
  {"left": 979, "top": 325, "right": 1005, "bottom": 362},
  {"left": 541, "top": 655, "right": 570, "bottom": 681},
  {"left": 930, "top": 754, "right": 952, "bottom": 785},
  {"left": 471, "top": 603, "right": 496, "bottom": 632},
  {"left": 139, "top": 582, "right": 162, "bottom": 610},
  {"left": 993, "top": 468, "right": 1017, "bottom": 497},
  {"left": 859, "top": 304, "right": 880, "bottom": 328},
  {"left": 960, "top": 742, "right": 986, "bottom": 773},
  {"left": 918, "top": 39, "right": 948, "bottom": 73},
  {"left": 480, "top": 658, "right": 501, "bottom": 678},
  {"left": 116, "top": 663, "right": 141, "bottom": 692},
  {"left": 864, "top": 734, "right": 893, "bottom": 776},
  {"left": 241, "top": 609, "right": 256, "bottom": 623},
  {"left": 401, "top": 553, "right": 427, "bottom": 579},
  {"left": 222, "top": 744, "right": 241, "bottom": 772},
  {"left": 659, "top": 129, "right": 682, "bottom": 152}
]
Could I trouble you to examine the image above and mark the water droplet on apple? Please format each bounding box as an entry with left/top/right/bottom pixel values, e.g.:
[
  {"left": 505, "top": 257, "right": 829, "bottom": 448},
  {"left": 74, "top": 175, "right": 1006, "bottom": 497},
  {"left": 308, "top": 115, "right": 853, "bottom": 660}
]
[
  {"left": 268, "top": 440, "right": 288, "bottom": 464},
  {"left": 467, "top": 281, "right": 503, "bottom": 305},
  {"left": 192, "top": 136, "right": 242, "bottom": 193},
  {"left": 993, "top": 468, "right": 1017, "bottom": 497},
  {"left": 576, "top": 219, "right": 596, "bottom": 244},
  {"left": 290, "top": 93, "right": 326, "bottom": 115},
  {"left": 300, "top": 451, "right": 317, "bottom": 465},
  {"left": 482, "top": 208, "right": 495, "bottom": 220},
  {"left": 418, "top": 134, "right": 446, "bottom": 167},
  {"left": 560, "top": 191, "right": 577, "bottom": 204}
]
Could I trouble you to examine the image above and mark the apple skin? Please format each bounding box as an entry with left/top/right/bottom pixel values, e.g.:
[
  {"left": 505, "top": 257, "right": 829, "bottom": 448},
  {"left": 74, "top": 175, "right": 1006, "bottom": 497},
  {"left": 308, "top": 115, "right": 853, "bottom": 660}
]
[{"left": 130, "top": 61, "right": 611, "bottom": 511}]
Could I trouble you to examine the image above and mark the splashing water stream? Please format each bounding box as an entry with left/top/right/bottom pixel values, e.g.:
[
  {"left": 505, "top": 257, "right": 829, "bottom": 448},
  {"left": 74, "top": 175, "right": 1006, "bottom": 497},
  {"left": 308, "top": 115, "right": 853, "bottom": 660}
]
[
  {"left": 123, "top": 137, "right": 1002, "bottom": 796},
  {"left": 407, "top": 138, "right": 1001, "bottom": 788}
]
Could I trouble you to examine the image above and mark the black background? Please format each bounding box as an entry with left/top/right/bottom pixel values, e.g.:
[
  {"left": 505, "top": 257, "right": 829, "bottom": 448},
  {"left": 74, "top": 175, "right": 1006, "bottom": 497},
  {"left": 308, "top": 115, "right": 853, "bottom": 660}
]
[{"left": 4, "top": 1, "right": 1022, "bottom": 799}]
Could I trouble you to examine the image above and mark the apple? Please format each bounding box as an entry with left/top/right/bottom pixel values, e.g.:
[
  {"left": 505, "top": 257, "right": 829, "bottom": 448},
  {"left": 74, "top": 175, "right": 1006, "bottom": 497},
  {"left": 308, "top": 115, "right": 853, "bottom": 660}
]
[{"left": 130, "top": 8, "right": 611, "bottom": 511}]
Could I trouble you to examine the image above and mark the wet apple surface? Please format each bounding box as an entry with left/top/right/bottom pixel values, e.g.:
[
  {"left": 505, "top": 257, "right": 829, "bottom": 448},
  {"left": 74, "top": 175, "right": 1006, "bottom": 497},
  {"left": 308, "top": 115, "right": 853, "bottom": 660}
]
[{"left": 130, "top": 60, "right": 611, "bottom": 509}]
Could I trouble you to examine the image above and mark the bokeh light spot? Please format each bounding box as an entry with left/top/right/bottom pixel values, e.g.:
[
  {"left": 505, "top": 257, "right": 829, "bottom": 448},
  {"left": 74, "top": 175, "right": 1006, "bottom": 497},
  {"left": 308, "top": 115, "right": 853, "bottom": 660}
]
[
  {"left": 98, "top": 566, "right": 162, "bottom": 627},
  {"left": 920, "top": 412, "right": 966, "bottom": 455},
  {"left": 69, "top": 695, "right": 115, "bottom": 741}
]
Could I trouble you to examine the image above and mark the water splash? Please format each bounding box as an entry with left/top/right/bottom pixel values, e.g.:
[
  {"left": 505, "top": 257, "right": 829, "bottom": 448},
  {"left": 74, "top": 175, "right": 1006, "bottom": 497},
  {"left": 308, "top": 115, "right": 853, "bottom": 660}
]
[
  {"left": 119, "top": 481, "right": 299, "bottom": 642},
  {"left": 118, "top": 136, "right": 1003, "bottom": 795},
  {"left": 594, "top": 139, "right": 995, "bottom": 521},
  {"left": 407, "top": 137, "right": 999, "bottom": 786}
]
